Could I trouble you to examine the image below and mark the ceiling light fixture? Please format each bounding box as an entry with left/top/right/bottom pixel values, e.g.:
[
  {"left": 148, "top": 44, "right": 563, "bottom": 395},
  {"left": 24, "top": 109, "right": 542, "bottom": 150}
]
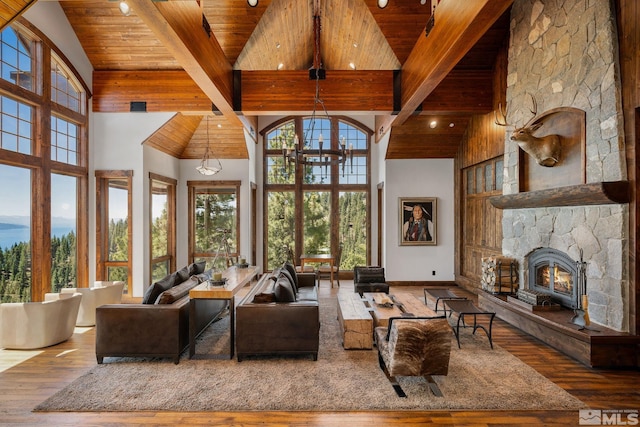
[
  {"left": 196, "top": 115, "right": 222, "bottom": 176},
  {"left": 429, "top": 120, "right": 437, "bottom": 128},
  {"left": 247, "top": 0, "right": 258, "bottom": 7},
  {"left": 118, "top": 0, "right": 131, "bottom": 16},
  {"left": 377, "top": 0, "right": 389, "bottom": 8},
  {"left": 281, "top": 12, "right": 353, "bottom": 178}
]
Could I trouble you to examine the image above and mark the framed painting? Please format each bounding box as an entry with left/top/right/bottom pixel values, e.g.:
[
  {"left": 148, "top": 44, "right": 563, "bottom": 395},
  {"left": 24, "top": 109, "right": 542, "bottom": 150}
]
[{"left": 399, "top": 197, "right": 437, "bottom": 246}]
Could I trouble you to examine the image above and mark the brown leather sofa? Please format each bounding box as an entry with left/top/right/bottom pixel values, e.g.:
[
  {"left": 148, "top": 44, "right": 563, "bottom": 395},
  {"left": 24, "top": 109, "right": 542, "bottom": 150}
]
[
  {"left": 235, "top": 262, "right": 319, "bottom": 361},
  {"left": 95, "top": 262, "right": 226, "bottom": 364}
]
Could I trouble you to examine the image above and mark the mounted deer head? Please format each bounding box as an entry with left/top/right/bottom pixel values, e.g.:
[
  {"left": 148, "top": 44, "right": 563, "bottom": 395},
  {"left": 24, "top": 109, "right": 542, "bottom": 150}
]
[{"left": 495, "top": 94, "right": 562, "bottom": 167}]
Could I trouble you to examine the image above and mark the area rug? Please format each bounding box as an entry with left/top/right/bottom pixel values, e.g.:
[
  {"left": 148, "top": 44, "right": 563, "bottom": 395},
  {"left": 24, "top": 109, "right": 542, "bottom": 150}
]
[{"left": 34, "top": 297, "right": 585, "bottom": 412}]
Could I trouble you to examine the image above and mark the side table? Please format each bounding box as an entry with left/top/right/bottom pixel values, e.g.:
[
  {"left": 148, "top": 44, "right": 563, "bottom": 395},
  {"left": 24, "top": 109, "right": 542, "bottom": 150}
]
[{"left": 444, "top": 299, "right": 495, "bottom": 349}]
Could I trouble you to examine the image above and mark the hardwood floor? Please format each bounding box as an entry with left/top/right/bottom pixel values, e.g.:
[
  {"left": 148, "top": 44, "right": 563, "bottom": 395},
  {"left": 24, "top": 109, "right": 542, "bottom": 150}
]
[{"left": 1, "top": 283, "right": 639, "bottom": 426}]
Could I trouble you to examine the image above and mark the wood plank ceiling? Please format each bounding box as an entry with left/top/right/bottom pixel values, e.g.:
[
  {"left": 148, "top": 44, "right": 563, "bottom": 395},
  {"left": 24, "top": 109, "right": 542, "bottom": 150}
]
[{"left": 1, "top": 0, "right": 511, "bottom": 160}]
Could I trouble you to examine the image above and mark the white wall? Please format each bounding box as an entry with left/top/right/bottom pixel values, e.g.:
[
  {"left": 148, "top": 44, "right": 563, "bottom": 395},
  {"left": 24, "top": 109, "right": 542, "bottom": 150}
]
[
  {"left": 24, "top": 2, "right": 93, "bottom": 87},
  {"left": 91, "top": 112, "right": 174, "bottom": 296},
  {"left": 384, "top": 159, "right": 455, "bottom": 281}
]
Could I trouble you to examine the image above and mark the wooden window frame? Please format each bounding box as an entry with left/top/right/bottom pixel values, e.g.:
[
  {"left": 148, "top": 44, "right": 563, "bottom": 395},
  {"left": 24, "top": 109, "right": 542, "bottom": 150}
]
[
  {"left": 149, "top": 173, "right": 177, "bottom": 281},
  {"left": 95, "top": 170, "right": 133, "bottom": 295},
  {"left": 0, "top": 20, "right": 89, "bottom": 301},
  {"left": 187, "top": 180, "right": 241, "bottom": 266}
]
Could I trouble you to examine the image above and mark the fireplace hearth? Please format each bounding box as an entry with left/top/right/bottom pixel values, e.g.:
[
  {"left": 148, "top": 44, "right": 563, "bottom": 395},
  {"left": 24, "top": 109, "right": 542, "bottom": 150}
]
[{"left": 527, "top": 248, "right": 580, "bottom": 309}]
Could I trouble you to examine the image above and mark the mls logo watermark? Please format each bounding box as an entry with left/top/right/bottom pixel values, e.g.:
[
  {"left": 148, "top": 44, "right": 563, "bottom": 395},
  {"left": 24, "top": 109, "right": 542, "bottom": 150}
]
[{"left": 579, "top": 410, "right": 639, "bottom": 425}]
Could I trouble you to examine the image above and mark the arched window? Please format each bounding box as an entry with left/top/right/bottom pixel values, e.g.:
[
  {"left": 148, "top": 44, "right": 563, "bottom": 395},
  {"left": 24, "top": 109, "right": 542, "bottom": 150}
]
[
  {"left": 0, "top": 20, "right": 89, "bottom": 302},
  {"left": 263, "top": 116, "right": 371, "bottom": 272}
]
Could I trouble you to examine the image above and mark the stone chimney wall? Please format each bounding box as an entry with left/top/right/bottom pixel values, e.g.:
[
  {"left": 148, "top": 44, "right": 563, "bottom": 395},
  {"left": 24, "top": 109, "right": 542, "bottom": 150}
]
[{"left": 501, "top": 0, "right": 628, "bottom": 331}]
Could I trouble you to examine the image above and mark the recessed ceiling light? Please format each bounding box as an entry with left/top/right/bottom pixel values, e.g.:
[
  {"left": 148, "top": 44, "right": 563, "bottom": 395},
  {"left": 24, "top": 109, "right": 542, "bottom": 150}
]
[
  {"left": 353, "top": 42, "right": 358, "bottom": 48},
  {"left": 349, "top": 62, "right": 356, "bottom": 70},
  {"left": 429, "top": 120, "right": 437, "bottom": 128},
  {"left": 119, "top": 1, "right": 131, "bottom": 16},
  {"left": 449, "top": 122, "right": 455, "bottom": 127},
  {"left": 277, "top": 63, "right": 284, "bottom": 70},
  {"left": 276, "top": 42, "right": 281, "bottom": 49}
]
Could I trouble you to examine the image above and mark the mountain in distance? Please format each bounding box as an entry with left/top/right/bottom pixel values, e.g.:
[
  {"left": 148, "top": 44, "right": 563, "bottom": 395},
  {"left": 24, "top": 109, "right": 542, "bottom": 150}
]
[
  {"left": 0, "top": 222, "right": 27, "bottom": 230},
  {"left": 0, "top": 215, "right": 76, "bottom": 229}
]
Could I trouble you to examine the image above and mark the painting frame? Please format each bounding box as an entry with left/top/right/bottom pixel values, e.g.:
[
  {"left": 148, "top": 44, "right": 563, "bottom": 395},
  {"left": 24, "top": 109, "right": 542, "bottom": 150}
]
[{"left": 399, "top": 197, "right": 437, "bottom": 246}]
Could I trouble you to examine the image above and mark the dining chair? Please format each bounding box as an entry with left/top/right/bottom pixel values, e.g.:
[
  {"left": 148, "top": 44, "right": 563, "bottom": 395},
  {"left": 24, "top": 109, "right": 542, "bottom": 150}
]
[{"left": 317, "top": 244, "right": 342, "bottom": 287}]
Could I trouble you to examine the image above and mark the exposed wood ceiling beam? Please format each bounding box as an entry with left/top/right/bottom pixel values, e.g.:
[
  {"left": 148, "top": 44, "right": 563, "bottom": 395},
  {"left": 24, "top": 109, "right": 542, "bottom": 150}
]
[
  {"left": 126, "top": 0, "right": 246, "bottom": 127},
  {"left": 92, "top": 70, "right": 396, "bottom": 115},
  {"left": 239, "top": 70, "right": 395, "bottom": 115},
  {"left": 375, "top": 0, "right": 513, "bottom": 140}
]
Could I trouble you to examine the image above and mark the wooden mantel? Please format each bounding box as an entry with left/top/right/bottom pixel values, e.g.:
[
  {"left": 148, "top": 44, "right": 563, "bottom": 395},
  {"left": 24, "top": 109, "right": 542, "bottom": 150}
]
[{"left": 489, "top": 181, "right": 630, "bottom": 209}]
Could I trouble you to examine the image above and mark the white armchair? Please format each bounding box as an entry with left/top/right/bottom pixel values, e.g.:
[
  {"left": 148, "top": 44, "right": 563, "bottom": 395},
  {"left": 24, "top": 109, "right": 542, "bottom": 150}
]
[
  {"left": 0, "top": 293, "right": 82, "bottom": 350},
  {"left": 49, "top": 281, "right": 124, "bottom": 327}
]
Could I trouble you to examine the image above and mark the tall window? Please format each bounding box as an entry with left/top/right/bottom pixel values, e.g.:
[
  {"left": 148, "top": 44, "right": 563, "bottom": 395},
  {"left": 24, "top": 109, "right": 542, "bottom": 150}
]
[
  {"left": 150, "top": 174, "right": 176, "bottom": 282},
  {"left": 0, "top": 165, "right": 31, "bottom": 302},
  {"left": 188, "top": 181, "right": 240, "bottom": 272},
  {"left": 96, "top": 171, "right": 132, "bottom": 295},
  {"left": 0, "top": 21, "right": 88, "bottom": 301},
  {"left": 51, "top": 173, "right": 77, "bottom": 292},
  {"left": 263, "top": 117, "right": 371, "bottom": 271}
]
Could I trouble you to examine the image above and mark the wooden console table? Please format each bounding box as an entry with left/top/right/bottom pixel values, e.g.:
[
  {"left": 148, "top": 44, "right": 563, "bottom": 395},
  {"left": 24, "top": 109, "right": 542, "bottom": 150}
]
[{"left": 189, "top": 265, "right": 259, "bottom": 360}]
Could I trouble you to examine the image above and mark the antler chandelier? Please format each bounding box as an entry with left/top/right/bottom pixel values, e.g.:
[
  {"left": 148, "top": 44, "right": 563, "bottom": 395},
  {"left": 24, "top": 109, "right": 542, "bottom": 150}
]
[{"left": 281, "top": 11, "right": 353, "bottom": 177}]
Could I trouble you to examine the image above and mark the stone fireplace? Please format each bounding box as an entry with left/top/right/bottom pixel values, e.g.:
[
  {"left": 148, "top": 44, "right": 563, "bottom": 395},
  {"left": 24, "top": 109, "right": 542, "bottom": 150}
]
[{"left": 498, "top": 0, "right": 629, "bottom": 332}]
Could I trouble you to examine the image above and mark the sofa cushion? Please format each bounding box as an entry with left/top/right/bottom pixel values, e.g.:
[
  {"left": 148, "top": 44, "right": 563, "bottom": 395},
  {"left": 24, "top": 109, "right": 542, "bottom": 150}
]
[
  {"left": 296, "top": 286, "right": 317, "bottom": 302},
  {"left": 142, "top": 272, "right": 176, "bottom": 304},
  {"left": 252, "top": 277, "right": 276, "bottom": 303},
  {"left": 355, "top": 266, "right": 386, "bottom": 283},
  {"left": 189, "top": 260, "right": 206, "bottom": 276},
  {"left": 279, "top": 266, "right": 298, "bottom": 293},
  {"left": 273, "top": 275, "right": 296, "bottom": 302},
  {"left": 282, "top": 262, "right": 299, "bottom": 290},
  {"left": 156, "top": 277, "right": 199, "bottom": 304}
]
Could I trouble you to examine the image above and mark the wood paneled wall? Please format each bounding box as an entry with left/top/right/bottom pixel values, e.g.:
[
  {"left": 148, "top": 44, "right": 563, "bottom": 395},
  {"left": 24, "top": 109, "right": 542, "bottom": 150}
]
[
  {"left": 616, "top": 0, "right": 640, "bottom": 334},
  {"left": 455, "top": 41, "right": 508, "bottom": 291}
]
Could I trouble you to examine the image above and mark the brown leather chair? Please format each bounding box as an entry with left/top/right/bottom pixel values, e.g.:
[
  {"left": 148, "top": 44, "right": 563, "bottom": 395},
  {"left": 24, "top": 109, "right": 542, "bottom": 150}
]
[
  {"left": 353, "top": 266, "right": 389, "bottom": 296},
  {"left": 375, "top": 316, "right": 452, "bottom": 397}
]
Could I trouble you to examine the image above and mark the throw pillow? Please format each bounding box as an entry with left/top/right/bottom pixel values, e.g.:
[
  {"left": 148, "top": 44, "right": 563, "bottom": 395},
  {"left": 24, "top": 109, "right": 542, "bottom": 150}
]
[
  {"left": 273, "top": 275, "right": 296, "bottom": 302},
  {"left": 188, "top": 260, "right": 206, "bottom": 276},
  {"left": 142, "top": 272, "right": 177, "bottom": 304},
  {"left": 156, "top": 277, "right": 198, "bottom": 304},
  {"left": 176, "top": 266, "right": 190, "bottom": 284},
  {"left": 282, "top": 261, "right": 299, "bottom": 289}
]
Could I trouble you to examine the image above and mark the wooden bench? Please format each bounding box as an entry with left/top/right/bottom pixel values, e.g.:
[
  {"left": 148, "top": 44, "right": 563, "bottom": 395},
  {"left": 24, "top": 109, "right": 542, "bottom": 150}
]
[{"left": 337, "top": 292, "right": 373, "bottom": 349}]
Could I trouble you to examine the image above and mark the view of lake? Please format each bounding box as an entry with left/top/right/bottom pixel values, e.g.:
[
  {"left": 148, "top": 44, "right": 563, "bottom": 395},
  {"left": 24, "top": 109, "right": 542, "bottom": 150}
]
[{"left": 0, "top": 225, "right": 74, "bottom": 250}]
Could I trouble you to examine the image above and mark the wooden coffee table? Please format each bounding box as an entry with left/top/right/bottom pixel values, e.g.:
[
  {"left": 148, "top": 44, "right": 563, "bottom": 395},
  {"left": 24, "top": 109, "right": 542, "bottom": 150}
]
[
  {"left": 364, "top": 292, "right": 438, "bottom": 328},
  {"left": 336, "top": 292, "right": 373, "bottom": 349}
]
